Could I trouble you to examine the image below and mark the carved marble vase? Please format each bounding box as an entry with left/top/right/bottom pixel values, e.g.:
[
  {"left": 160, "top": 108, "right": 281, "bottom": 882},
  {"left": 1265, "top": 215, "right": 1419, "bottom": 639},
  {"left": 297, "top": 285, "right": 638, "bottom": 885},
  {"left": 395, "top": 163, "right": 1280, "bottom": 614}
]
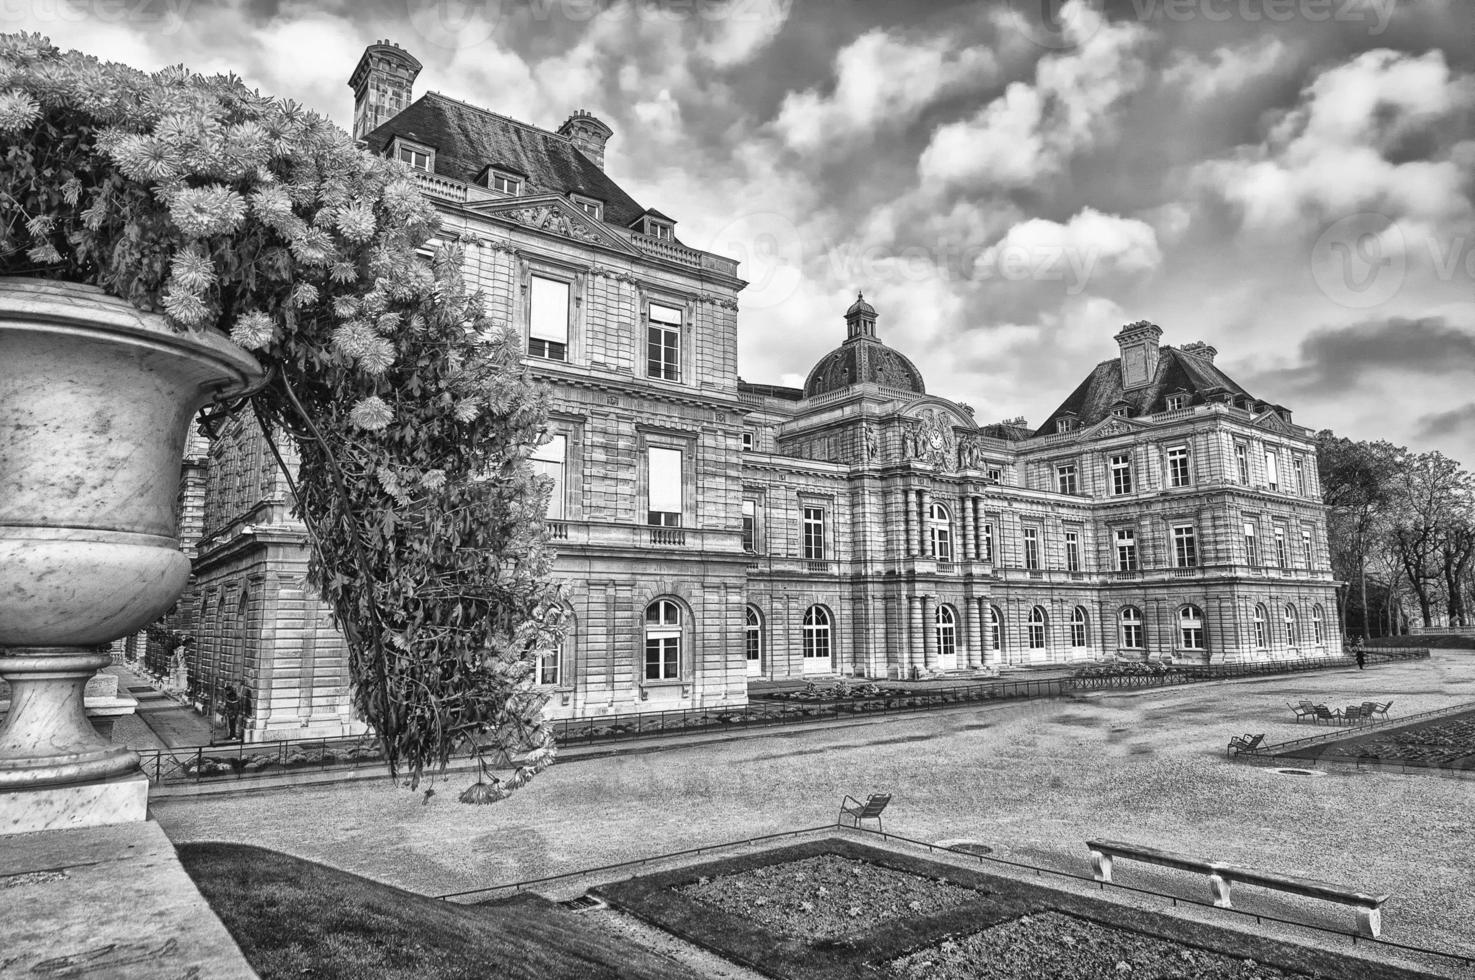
[{"left": 0, "top": 278, "right": 261, "bottom": 795}]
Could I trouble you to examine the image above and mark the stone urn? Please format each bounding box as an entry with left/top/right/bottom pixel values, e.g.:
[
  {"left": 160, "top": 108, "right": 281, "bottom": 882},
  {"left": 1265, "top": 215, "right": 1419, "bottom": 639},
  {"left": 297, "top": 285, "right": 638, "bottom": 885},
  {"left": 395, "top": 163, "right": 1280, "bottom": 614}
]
[{"left": 0, "top": 278, "right": 262, "bottom": 832}]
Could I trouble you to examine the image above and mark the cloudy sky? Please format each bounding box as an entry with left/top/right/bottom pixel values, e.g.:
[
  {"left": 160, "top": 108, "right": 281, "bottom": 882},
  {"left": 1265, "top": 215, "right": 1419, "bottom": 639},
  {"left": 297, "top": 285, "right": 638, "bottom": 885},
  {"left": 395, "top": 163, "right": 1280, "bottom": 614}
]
[{"left": 11, "top": 0, "right": 1474, "bottom": 463}]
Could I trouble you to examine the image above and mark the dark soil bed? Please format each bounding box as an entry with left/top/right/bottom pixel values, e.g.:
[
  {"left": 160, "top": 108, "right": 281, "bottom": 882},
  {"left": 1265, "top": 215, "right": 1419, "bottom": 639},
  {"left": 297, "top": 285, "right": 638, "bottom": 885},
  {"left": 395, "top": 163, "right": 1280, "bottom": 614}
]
[
  {"left": 888, "top": 910, "right": 1307, "bottom": 979},
  {"left": 676, "top": 853, "right": 979, "bottom": 941},
  {"left": 596, "top": 837, "right": 1431, "bottom": 980},
  {"left": 1278, "top": 706, "right": 1475, "bottom": 770}
]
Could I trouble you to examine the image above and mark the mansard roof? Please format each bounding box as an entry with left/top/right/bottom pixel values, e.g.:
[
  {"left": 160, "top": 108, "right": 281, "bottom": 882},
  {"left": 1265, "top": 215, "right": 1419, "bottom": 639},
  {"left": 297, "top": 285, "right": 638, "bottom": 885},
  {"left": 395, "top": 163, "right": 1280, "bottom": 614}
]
[
  {"left": 1034, "top": 346, "right": 1255, "bottom": 436},
  {"left": 738, "top": 380, "right": 804, "bottom": 402},
  {"left": 363, "top": 93, "right": 650, "bottom": 229}
]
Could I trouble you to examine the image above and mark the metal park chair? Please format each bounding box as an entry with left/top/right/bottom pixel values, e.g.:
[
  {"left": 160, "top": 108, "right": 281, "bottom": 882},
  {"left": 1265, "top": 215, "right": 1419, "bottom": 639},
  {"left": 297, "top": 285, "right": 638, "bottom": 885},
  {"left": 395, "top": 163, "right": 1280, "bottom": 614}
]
[
  {"left": 1227, "top": 733, "right": 1265, "bottom": 757},
  {"left": 838, "top": 793, "right": 892, "bottom": 832}
]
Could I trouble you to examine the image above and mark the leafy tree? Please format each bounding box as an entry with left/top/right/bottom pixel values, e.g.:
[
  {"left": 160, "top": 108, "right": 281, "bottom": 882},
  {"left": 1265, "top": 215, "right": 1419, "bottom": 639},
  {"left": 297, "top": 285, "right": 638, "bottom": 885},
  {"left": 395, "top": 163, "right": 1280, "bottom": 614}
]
[
  {"left": 1387, "top": 452, "right": 1474, "bottom": 628},
  {"left": 1315, "top": 431, "right": 1402, "bottom": 638}
]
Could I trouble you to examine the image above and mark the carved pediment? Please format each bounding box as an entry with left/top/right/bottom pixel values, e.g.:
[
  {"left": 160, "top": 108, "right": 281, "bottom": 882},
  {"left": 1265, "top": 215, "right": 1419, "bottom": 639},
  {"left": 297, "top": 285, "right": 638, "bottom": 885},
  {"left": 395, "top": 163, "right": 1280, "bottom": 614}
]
[
  {"left": 466, "top": 195, "right": 639, "bottom": 255},
  {"left": 1087, "top": 414, "right": 1149, "bottom": 439},
  {"left": 1252, "top": 410, "right": 1291, "bottom": 433}
]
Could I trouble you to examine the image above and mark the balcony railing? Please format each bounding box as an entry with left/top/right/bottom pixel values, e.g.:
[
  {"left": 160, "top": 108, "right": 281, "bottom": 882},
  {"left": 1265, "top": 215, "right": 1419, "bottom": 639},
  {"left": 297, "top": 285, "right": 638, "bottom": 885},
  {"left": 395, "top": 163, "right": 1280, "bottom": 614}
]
[{"left": 649, "top": 527, "right": 686, "bottom": 547}]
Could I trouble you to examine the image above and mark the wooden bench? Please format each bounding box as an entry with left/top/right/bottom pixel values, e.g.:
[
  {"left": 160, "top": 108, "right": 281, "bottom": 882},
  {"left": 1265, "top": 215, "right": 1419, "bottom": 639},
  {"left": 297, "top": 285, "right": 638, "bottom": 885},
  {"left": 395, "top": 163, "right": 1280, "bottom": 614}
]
[{"left": 1086, "top": 839, "right": 1390, "bottom": 938}]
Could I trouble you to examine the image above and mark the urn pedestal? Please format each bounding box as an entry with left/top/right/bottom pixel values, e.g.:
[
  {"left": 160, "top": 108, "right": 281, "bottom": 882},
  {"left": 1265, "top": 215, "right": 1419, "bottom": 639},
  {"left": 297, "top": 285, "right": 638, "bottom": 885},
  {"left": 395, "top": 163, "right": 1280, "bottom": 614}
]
[{"left": 0, "top": 278, "right": 262, "bottom": 835}]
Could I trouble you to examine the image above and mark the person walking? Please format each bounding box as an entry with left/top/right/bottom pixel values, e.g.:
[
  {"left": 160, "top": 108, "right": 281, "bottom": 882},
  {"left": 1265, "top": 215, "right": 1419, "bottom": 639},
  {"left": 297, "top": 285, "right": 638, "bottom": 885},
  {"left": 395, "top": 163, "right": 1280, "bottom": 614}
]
[
  {"left": 222, "top": 683, "right": 241, "bottom": 740},
  {"left": 1354, "top": 639, "right": 1366, "bottom": 671}
]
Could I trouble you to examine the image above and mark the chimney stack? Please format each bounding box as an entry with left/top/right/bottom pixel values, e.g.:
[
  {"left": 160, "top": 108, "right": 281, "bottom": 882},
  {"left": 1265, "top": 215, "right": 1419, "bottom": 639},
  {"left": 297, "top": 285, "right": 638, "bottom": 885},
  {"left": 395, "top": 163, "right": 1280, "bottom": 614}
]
[
  {"left": 1180, "top": 341, "right": 1218, "bottom": 364},
  {"left": 1115, "top": 320, "right": 1163, "bottom": 390},
  {"left": 558, "top": 110, "right": 614, "bottom": 169},
  {"left": 348, "top": 40, "right": 422, "bottom": 142}
]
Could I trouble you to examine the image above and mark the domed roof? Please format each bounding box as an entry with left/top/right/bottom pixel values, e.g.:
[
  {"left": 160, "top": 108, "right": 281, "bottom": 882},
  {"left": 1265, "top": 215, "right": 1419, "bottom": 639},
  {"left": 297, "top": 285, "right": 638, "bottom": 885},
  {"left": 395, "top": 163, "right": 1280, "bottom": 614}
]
[{"left": 802, "top": 292, "right": 925, "bottom": 398}]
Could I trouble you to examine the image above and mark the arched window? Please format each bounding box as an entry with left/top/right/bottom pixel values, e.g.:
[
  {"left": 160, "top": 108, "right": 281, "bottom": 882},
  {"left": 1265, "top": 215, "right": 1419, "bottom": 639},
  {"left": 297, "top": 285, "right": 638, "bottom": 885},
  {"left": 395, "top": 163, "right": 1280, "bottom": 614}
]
[
  {"left": 644, "top": 599, "right": 682, "bottom": 680},
  {"left": 1028, "top": 606, "right": 1048, "bottom": 649},
  {"left": 1179, "top": 604, "right": 1204, "bottom": 650},
  {"left": 928, "top": 503, "right": 952, "bottom": 561},
  {"left": 1070, "top": 607, "right": 1089, "bottom": 648},
  {"left": 988, "top": 605, "right": 1003, "bottom": 652},
  {"left": 1119, "top": 606, "right": 1144, "bottom": 649},
  {"left": 538, "top": 604, "right": 572, "bottom": 686},
  {"left": 745, "top": 605, "right": 763, "bottom": 671},
  {"left": 802, "top": 605, "right": 832, "bottom": 662},
  {"left": 935, "top": 605, "right": 957, "bottom": 660},
  {"left": 1312, "top": 604, "right": 1325, "bottom": 645},
  {"left": 1284, "top": 603, "right": 1299, "bottom": 647},
  {"left": 1253, "top": 604, "right": 1268, "bottom": 648}
]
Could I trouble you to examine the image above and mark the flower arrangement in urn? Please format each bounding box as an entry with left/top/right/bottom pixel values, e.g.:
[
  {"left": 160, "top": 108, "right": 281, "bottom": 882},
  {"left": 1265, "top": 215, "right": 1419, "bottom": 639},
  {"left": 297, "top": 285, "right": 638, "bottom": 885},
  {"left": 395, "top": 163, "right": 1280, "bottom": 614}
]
[{"left": 0, "top": 33, "right": 562, "bottom": 797}]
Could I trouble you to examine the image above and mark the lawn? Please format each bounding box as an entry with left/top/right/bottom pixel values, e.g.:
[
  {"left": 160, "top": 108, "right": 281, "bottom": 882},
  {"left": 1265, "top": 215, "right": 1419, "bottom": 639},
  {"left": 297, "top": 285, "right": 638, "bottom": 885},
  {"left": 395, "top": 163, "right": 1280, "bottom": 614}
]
[{"left": 176, "top": 842, "right": 704, "bottom": 980}]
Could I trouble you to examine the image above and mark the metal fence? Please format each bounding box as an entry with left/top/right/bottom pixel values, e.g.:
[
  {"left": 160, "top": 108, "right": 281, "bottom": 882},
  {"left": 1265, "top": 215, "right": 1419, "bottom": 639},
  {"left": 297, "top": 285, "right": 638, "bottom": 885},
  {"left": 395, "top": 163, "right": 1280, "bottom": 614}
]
[{"left": 136, "top": 733, "right": 387, "bottom": 786}]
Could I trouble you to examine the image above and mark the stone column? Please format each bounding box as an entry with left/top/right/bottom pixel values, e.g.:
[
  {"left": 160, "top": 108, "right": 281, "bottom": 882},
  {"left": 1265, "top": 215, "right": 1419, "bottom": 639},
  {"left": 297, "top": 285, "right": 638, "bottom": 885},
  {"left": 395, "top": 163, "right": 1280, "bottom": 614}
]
[
  {"left": 979, "top": 598, "right": 997, "bottom": 668},
  {"left": 921, "top": 594, "right": 938, "bottom": 670},
  {"left": 961, "top": 494, "right": 974, "bottom": 561},
  {"left": 902, "top": 486, "right": 915, "bottom": 558},
  {"left": 918, "top": 488, "right": 931, "bottom": 557},
  {"left": 906, "top": 595, "right": 923, "bottom": 677},
  {"left": 965, "top": 595, "right": 983, "bottom": 668}
]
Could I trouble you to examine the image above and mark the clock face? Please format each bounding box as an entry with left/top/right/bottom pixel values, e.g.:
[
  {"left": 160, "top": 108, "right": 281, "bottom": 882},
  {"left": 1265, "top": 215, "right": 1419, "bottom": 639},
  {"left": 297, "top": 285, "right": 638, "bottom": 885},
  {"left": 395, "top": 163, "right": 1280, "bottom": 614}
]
[{"left": 928, "top": 429, "right": 944, "bottom": 449}]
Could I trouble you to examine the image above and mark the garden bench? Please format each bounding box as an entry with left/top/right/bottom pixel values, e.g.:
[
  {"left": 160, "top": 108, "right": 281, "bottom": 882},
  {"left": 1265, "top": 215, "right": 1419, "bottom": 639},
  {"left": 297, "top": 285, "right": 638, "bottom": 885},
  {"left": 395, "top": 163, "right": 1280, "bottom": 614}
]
[
  {"left": 1226, "top": 733, "right": 1265, "bottom": 757},
  {"left": 838, "top": 793, "right": 891, "bottom": 831},
  {"left": 1343, "top": 704, "right": 1369, "bottom": 724},
  {"left": 1287, "top": 701, "right": 1316, "bottom": 722},
  {"left": 1086, "top": 839, "right": 1390, "bottom": 938}
]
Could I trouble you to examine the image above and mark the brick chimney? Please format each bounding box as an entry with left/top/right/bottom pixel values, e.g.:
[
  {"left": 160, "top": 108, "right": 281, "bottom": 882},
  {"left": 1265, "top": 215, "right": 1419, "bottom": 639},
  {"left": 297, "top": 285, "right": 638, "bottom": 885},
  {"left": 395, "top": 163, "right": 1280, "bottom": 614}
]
[
  {"left": 558, "top": 110, "right": 614, "bottom": 169},
  {"left": 1115, "top": 320, "right": 1163, "bottom": 390},
  {"left": 348, "top": 40, "right": 422, "bottom": 142},
  {"left": 1180, "top": 341, "right": 1218, "bottom": 364}
]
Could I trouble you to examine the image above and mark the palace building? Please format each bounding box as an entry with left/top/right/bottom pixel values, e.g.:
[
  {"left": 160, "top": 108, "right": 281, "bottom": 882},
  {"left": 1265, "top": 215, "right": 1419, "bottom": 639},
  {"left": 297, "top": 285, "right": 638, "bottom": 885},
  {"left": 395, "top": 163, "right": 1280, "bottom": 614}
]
[{"left": 178, "top": 40, "right": 1341, "bottom": 740}]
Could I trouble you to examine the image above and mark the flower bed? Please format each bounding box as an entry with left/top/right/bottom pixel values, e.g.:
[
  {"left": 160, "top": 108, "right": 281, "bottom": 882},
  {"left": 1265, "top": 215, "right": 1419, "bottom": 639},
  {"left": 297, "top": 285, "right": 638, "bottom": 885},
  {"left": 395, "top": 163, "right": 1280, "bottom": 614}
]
[
  {"left": 1279, "top": 706, "right": 1475, "bottom": 771},
  {"left": 888, "top": 911, "right": 1307, "bottom": 979},
  {"left": 676, "top": 854, "right": 979, "bottom": 941}
]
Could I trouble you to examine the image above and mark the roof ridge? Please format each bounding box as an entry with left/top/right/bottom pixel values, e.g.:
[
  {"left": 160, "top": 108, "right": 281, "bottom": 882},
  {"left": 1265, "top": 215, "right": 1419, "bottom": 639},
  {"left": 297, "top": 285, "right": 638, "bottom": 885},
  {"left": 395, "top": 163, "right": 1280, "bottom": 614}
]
[{"left": 422, "top": 91, "right": 575, "bottom": 145}]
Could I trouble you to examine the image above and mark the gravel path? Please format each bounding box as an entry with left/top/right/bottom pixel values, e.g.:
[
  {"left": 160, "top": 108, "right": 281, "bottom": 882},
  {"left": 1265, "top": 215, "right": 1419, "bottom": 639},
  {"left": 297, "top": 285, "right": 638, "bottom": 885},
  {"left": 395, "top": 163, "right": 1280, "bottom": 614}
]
[{"left": 152, "top": 650, "right": 1475, "bottom": 959}]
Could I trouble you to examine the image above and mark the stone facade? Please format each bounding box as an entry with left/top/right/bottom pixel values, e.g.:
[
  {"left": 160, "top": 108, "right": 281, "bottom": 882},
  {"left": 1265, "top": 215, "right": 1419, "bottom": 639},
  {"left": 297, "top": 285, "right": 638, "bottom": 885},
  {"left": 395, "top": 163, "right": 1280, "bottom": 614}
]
[{"left": 183, "top": 41, "right": 1341, "bottom": 739}]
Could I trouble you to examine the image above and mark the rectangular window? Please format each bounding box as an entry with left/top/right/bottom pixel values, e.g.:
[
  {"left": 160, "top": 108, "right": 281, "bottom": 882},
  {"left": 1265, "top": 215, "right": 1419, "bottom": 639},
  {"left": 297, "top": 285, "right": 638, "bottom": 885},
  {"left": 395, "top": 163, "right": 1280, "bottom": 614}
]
[
  {"left": 1173, "top": 524, "right": 1198, "bottom": 568},
  {"left": 1167, "top": 446, "right": 1190, "bottom": 488},
  {"left": 742, "top": 499, "right": 757, "bottom": 552},
  {"left": 1265, "top": 450, "right": 1280, "bottom": 491},
  {"left": 489, "top": 170, "right": 521, "bottom": 195},
  {"left": 802, "top": 507, "right": 825, "bottom": 560},
  {"left": 1056, "top": 463, "right": 1078, "bottom": 495},
  {"left": 1023, "top": 527, "right": 1040, "bottom": 570},
  {"left": 1065, "top": 530, "right": 1081, "bottom": 572},
  {"left": 571, "top": 195, "right": 603, "bottom": 220},
  {"left": 982, "top": 523, "right": 994, "bottom": 562},
  {"left": 527, "top": 275, "right": 569, "bottom": 361},
  {"left": 741, "top": 431, "right": 754, "bottom": 451},
  {"left": 538, "top": 643, "right": 561, "bottom": 686},
  {"left": 1243, "top": 521, "right": 1258, "bottom": 564},
  {"left": 1110, "top": 454, "right": 1133, "bottom": 496},
  {"left": 644, "top": 636, "right": 679, "bottom": 680},
  {"left": 1115, "top": 529, "right": 1138, "bottom": 571},
  {"left": 530, "top": 433, "right": 566, "bottom": 520},
  {"left": 1301, "top": 528, "right": 1313, "bottom": 566},
  {"left": 1236, "top": 443, "right": 1250, "bottom": 484},
  {"left": 1166, "top": 393, "right": 1188, "bottom": 411},
  {"left": 647, "top": 303, "right": 681, "bottom": 381},
  {"left": 647, "top": 447, "right": 682, "bottom": 527},
  {"left": 1293, "top": 456, "right": 1306, "bottom": 495},
  {"left": 987, "top": 467, "right": 1003, "bottom": 483},
  {"left": 397, "top": 145, "right": 430, "bottom": 170},
  {"left": 1274, "top": 526, "right": 1288, "bottom": 567}
]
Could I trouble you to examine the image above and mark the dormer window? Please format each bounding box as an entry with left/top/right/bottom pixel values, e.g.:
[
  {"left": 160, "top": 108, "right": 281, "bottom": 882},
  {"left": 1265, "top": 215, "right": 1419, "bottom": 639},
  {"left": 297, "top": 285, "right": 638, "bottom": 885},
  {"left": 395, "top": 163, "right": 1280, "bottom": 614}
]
[
  {"left": 1111, "top": 406, "right": 1130, "bottom": 418},
  {"left": 487, "top": 169, "right": 522, "bottom": 196},
  {"left": 571, "top": 194, "right": 603, "bottom": 221},
  {"left": 1056, "top": 418, "right": 1076, "bottom": 434},
  {"left": 1165, "top": 393, "right": 1188, "bottom": 411},
  {"left": 390, "top": 138, "right": 433, "bottom": 172},
  {"left": 646, "top": 218, "right": 674, "bottom": 240}
]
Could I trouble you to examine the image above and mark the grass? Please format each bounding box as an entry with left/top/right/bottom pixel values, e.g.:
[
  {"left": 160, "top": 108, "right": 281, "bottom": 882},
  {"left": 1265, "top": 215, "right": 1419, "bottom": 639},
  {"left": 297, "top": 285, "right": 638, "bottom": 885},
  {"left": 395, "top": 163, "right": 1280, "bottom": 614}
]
[
  {"left": 595, "top": 837, "right": 1429, "bottom": 980},
  {"left": 176, "top": 842, "right": 703, "bottom": 980}
]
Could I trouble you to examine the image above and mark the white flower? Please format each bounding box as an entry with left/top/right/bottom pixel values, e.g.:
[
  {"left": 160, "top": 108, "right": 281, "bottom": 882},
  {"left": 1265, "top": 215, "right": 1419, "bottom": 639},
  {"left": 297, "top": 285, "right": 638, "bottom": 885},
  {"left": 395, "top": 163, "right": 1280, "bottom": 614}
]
[
  {"left": 169, "top": 246, "right": 215, "bottom": 293},
  {"left": 349, "top": 395, "right": 393, "bottom": 432},
  {"left": 229, "top": 311, "right": 274, "bottom": 350},
  {"left": 166, "top": 184, "right": 247, "bottom": 238},
  {"left": 0, "top": 89, "right": 40, "bottom": 132},
  {"left": 162, "top": 287, "right": 209, "bottom": 327}
]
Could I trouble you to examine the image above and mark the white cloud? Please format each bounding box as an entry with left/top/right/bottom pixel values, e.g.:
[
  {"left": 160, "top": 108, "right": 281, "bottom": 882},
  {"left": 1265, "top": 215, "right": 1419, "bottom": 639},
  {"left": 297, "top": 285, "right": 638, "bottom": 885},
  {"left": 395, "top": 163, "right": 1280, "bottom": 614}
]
[
  {"left": 772, "top": 28, "right": 997, "bottom": 156},
  {"left": 1162, "top": 37, "right": 1293, "bottom": 104},
  {"left": 917, "top": 1, "right": 1151, "bottom": 192},
  {"left": 696, "top": 0, "right": 791, "bottom": 68},
  {"left": 975, "top": 208, "right": 1163, "bottom": 286}
]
